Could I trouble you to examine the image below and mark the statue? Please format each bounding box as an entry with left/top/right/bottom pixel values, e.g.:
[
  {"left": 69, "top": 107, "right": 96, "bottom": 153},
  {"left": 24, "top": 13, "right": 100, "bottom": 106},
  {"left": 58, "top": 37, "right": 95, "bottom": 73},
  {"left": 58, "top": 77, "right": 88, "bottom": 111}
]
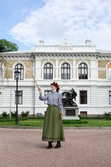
[{"left": 62, "top": 88, "right": 78, "bottom": 107}]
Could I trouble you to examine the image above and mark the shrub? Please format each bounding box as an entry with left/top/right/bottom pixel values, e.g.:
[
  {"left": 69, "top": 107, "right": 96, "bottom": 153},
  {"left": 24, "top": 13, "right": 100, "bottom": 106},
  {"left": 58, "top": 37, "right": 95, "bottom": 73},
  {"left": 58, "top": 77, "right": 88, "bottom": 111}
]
[
  {"left": 11, "top": 111, "right": 16, "bottom": 117},
  {"left": 104, "top": 112, "right": 111, "bottom": 120},
  {"left": 104, "top": 112, "right": 111, "bottom": 116},
  {"left": 62, "top": 120, "right": 88, "bottom": 124},
  {"left": 78, "top": 114, "right": 81, "bottom": 119},
  {"left": 2, "top": 111, "right": 9, "bottom": 117},
  {"left": 79, "top": 115, "right": 106, "bottom": 119},
  {"left": 21, "top": 111, "right": 30, "bottom": 117}
]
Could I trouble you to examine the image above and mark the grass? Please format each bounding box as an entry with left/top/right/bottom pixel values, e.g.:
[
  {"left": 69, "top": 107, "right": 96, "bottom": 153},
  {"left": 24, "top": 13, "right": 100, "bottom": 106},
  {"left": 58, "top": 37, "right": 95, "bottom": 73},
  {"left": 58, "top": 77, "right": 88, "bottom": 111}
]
[
  {"left": 0, "top": 117, "right": 44, "bottom": 127},
  {"left": 63, "top": 119, "right": 111, "bottom": 127},
  {"left": 19, "top": 119, "right": 44, "bottom": 127},
  {"left": 0, "top": 117, "right": 111, "bottom": 128}
]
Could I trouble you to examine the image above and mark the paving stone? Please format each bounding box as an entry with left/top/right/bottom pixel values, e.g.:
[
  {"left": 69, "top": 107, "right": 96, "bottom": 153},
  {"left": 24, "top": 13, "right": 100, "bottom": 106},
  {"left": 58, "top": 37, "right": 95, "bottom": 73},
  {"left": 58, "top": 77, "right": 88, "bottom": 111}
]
[{"left": 0, "top": 128, "right": 111, "bottom": 167}]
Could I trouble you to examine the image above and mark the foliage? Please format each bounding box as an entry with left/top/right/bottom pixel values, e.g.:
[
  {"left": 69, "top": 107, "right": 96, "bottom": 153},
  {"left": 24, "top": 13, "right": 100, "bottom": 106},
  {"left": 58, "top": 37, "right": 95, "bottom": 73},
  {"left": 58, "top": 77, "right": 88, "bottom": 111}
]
[
  {"left": 19, "top": 116, "right": 44, "bottom": 120},
  {"left": 79, "top": 115, "right": 106, "bottom": 119},
  {"left": 0, "top": 39, "right": 18, "bottom": 52},
  {"left": 0, "top": 117, "right": 111, "bottom": 127},
  {"left": 104, "top": 112, "right": 111, "bottom": 120},
  {"left": 2, "top": 111, "right": 9, "bottom": 117},
  {"left": 11, "top": 111, "right": 16, "bottom": 117},
  {"left": 0, "top": 44, "right": 4, "bottom": 52},
  {"left": 78, "top": 112, "right": 111, "bottom": 120},
  {"left": 0, "top": 113, "right": 111, "bottom": 127},
  {"left": 62, "top": 120, "right": 88, "bottom": 124},
  {"left": 104, "top": 112, "right": 111, "bottom": 116},
  {"left": 21, "top": 111, "right": 30, "bottom": 117},
  {"left": 78, "top": 114, "right": 81, "bottom": 119}
]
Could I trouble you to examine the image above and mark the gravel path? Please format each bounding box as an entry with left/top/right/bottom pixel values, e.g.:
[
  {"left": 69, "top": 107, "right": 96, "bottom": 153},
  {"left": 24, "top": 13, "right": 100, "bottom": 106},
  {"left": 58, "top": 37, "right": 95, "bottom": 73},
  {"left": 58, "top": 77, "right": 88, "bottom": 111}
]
[{"left": 0, "top": 128, "right": 111, "bottom": 167}]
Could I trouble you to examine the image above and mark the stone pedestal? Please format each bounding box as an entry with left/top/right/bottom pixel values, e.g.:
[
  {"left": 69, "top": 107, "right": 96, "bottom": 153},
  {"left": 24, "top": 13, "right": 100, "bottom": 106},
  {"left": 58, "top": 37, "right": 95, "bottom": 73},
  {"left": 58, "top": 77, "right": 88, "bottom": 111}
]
[
  {"left": 63, "top": 107, "right": 79, "bottom": 120},
  {"left": 62, "top": 90, "right": 79, "bottom": 120}
]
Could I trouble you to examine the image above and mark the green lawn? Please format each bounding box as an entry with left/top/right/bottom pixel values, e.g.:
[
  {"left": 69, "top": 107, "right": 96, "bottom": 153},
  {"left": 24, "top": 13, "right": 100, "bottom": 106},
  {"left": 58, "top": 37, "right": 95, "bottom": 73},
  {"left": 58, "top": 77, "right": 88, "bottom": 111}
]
[
  {"left": 19, "top": 119, "right": 44, "bottom": 127},
  {"left": 63, "top": 119, "right": 111, "bottom": 127},
  {"left": 0, "top": 117, "right": 111, "bottom": 128}
]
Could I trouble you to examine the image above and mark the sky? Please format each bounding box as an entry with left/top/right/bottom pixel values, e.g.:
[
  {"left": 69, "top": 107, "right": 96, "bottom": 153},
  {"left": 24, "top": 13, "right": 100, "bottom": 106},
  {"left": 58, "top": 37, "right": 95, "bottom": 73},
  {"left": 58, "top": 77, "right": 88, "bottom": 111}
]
[{"left": 0, "top": 0, "right": 111, "bottom": 51}]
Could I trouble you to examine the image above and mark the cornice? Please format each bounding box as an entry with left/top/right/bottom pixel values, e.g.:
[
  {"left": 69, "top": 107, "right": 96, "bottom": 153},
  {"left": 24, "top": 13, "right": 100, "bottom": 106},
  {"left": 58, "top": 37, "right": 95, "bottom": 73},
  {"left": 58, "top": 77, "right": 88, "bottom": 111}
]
[
  {"left": 1, "top": 51, "right": 111, "bottom": 60},
  {"left": 97, "top": 53, "right": 111, "bottom": 59},
  {"left": 32, "top": 52, "right": 99, "bottom": 60},
  {"left": 0, "top": 53, "right": 33, "bottom": 59}
]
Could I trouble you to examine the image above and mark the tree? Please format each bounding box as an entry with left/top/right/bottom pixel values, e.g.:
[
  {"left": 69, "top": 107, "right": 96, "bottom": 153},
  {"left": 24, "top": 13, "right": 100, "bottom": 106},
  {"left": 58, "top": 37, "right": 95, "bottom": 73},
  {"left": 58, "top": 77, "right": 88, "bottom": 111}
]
[
  {"left": 0, "top": 44, "right": 4, "bottom": 52},
  {"left": 0, "top": 39, "right": 19, "bottom": 52}
]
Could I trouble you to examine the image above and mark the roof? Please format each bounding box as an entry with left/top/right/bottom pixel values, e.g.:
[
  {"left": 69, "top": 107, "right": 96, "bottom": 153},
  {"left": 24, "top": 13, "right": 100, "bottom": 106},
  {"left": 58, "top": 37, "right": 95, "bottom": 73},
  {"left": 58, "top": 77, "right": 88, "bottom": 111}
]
[
  {"left": 96, "top": 49, "right": 111, "bottom": 53},
  {"left": 0, "top": 40, "right": 111, "bottom": 54}
]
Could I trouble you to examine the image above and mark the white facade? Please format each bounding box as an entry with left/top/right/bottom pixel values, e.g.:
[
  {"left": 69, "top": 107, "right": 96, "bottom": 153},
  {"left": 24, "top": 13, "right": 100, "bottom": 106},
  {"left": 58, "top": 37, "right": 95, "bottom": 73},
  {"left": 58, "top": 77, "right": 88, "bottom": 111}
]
[{"left": 0, "top": 40, "right": 111, "bottom": 116}]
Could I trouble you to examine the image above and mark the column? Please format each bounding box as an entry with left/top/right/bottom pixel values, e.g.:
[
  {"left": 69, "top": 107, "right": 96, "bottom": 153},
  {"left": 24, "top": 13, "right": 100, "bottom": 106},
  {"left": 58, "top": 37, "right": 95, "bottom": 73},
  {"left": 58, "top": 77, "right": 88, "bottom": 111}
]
[{"left": 55, "top": 58, "right": 59, "bottom": 79}]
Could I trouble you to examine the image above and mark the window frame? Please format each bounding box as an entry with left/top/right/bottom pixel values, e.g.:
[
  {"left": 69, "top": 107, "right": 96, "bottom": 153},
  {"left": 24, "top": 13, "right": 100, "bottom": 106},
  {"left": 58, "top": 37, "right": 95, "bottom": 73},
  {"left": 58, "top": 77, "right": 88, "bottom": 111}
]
[
  {"left": 44, "top": 63, "right": 53, "bottom": 79},
  {"left": 14, "top": 63, "right": 24, "bottom": 80},
  {"left": 78, "top": 63, "right": 88, "bottom": 79},
  {"left": 80, "top": 90, "right": 87, "bottom": 104},
  {"left": 109, "top": 91, "right": 111, "bottom": 104},
  {"left": 61, "top": 62, "right": 70, "bottom": 79}
]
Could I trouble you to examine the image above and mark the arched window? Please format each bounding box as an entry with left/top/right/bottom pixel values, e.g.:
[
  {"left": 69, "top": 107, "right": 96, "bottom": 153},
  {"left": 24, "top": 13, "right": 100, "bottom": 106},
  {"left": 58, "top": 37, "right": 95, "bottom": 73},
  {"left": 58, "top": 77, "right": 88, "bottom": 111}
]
[
  {"left": 61, "top": 63, "right": 70, "bottom": 79},
  {"left": 78, "top": 63, "right": 88, "bottom": 79},
  {"left": 14, "top": 63, "right": 24, "bottom": 80},
  {"left": 44, "top": 63, "right": 53, "bottom": 79},
  {"left": 107, "top": 63, "right": 111, "bottom": 80}
]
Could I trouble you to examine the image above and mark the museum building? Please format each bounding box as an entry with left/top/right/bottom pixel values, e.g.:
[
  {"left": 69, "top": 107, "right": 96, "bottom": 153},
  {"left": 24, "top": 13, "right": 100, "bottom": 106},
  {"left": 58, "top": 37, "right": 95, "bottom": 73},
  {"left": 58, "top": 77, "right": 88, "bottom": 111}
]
[{"left": 0, "top": 39, "right": 111, "bottom": 116}]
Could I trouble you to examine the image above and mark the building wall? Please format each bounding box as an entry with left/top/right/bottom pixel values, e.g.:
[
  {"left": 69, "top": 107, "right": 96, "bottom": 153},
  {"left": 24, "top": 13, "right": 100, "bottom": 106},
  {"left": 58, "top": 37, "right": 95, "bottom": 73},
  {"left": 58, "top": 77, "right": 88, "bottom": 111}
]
[
  {"left": 33, "top": 56, "right": 111, "bottom": 116},
  {"left": 0, "top": 85, "right": 35, "bottom": 115},
  {"left": 0, "top": 46, "right": 111, "bottom": 116},
  {"left": 4, "top": 60, "right": 33, "bottom": 79}
]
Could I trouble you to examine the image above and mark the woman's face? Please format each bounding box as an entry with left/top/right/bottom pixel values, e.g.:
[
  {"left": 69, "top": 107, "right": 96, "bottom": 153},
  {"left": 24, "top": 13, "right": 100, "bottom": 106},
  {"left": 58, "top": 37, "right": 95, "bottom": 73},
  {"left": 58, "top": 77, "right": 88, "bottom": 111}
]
[{"left": 51, "top": 85, "right": 57, "bottom": 91}]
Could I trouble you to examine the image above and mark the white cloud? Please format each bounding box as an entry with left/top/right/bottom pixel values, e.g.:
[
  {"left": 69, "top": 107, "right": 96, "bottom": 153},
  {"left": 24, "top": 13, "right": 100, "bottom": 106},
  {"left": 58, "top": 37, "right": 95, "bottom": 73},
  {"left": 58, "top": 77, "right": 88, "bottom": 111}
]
[{"left": 9, "top": 0, "right": 111, "bottom": 49}]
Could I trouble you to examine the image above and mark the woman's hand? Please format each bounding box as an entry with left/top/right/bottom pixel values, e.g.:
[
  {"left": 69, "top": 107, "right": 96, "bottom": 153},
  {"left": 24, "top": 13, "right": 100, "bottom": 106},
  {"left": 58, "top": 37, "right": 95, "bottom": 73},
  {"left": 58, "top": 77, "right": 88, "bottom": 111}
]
[
  {"left": 38, "top": 87, "right": 42, "bottom": 93},
  {"left": 61, "top": 112, "right": 64, "bottom": 117}
]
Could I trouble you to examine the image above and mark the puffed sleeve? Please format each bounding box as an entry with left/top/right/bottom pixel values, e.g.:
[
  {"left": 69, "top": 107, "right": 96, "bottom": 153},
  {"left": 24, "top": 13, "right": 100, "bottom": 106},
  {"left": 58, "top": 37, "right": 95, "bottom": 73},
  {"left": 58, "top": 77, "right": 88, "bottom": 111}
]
[
  {"left": 58, "top": 93, "right": 63, "bottom": 112},
  {"left": 39, "top": 93, "right": 48, "bottom": 101}
]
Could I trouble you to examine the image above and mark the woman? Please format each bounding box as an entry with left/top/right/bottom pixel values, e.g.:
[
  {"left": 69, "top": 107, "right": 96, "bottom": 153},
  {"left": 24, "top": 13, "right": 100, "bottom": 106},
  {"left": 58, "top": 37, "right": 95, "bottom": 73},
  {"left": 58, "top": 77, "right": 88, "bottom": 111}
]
[{"left": 38, "top": 82, "right": 65, "bottom": 149}]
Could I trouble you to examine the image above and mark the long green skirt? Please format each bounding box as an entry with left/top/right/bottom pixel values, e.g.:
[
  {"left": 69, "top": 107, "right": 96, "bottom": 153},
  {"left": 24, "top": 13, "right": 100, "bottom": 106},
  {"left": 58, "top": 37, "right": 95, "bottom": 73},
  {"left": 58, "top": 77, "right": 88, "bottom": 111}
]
[{"left": 42, "top": 105, "right": 65, "bottom": 142}]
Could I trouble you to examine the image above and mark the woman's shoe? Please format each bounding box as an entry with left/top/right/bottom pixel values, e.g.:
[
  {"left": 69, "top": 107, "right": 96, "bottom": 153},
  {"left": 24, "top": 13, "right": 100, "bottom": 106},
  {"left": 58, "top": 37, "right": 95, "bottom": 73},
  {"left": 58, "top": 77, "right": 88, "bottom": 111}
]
[
  {"left": 47, "top": 142, "right": 52, "bottom": 149},
  {"left": 55, "top": 141, "right": 61, "bottom": 148}
]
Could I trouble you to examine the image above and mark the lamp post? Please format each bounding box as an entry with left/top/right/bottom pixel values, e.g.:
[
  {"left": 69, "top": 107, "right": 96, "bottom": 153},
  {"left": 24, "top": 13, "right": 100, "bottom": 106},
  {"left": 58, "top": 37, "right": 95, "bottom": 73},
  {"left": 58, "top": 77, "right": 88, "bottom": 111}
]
[{"left": 14, "top": 70, "right": 20, "bottom": 124}]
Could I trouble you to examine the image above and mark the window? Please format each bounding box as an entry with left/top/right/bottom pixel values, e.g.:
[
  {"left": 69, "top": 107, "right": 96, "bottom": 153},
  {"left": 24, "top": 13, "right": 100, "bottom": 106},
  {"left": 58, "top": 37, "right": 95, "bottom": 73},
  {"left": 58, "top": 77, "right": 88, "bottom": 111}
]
[
  {"left": 80, "top": 91, "right": 87, "bottom": 104},
  {"left": 107, "top": 63, "right": 111, "bottom": 80},
  {"left": 61, "top": 63, "right": 70, "bottom": 79},
  {"left": 109, "top": 91, "right": 111, "bottom": 104},
  {"left": 14, "top": 63, "right": 24, "bottom": 80},
  {"left": 15, "top": 91, "right": 23, "bottom": 104},
  {"left": 78, "top": 63, "right": 88, "bottom": 79},
  {"left": 44, "top": 90, "right": 52, "bottom": 104},
  {"left": 0, "top": 62, "right": 3, "bottom": 81},
  {"left": 44, "top": 63, "right": 53, "bottom": 79},
  {"left": 80, "top": 111, "right": 87, "bottom": 116}
]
